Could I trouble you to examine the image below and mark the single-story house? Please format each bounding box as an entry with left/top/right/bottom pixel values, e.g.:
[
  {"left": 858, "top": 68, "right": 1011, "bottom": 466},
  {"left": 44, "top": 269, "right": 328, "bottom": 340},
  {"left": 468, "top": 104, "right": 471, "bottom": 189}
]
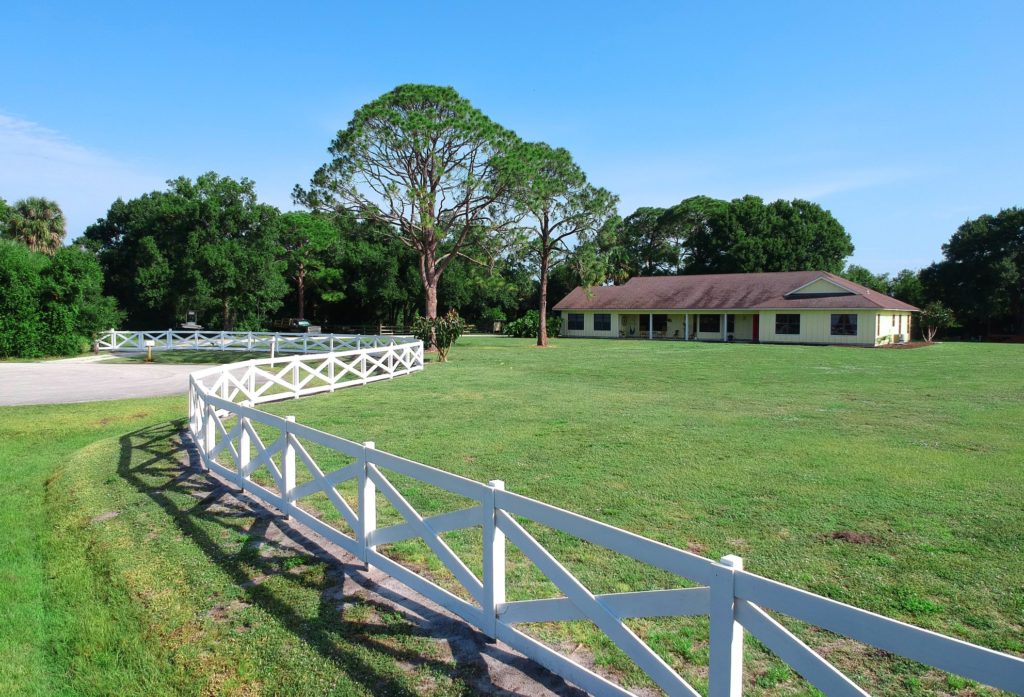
[{"left": 551, "top": 271, "right": 919, "bottom": 346}]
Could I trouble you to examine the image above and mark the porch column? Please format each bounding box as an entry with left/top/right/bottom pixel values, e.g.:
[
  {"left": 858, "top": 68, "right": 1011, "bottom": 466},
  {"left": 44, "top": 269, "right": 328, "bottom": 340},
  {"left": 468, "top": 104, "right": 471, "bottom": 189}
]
[
  {"left": 684, "top": 314, "right": 689, "bottom": 341},
  {"left": 648, "top": 313, "right": 653, "bottom": 340},
  {"left": 722, "top": 313, "right": 728, "bottom": 342}
]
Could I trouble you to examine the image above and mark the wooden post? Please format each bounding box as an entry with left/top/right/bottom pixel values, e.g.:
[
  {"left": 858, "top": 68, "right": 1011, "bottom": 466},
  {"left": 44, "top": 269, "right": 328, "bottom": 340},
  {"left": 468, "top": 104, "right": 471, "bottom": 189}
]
[
  {"left": 709, "top": 554, "right": 744, "bottom": 697},
  {"left": 483, "top": 479, "right": 506, "bottom": 640},
  {"left": 283, "top": 416, "right": 296, "bottom": 519},
  {"left": 358, "top": 440, "right": 377, "bottom": 569}
]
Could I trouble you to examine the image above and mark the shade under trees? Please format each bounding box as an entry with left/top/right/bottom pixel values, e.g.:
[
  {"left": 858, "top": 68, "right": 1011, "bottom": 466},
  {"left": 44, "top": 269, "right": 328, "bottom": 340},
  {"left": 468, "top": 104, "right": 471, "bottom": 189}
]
[{"left": 295, "top": 84, "right": 522, "bottom": 321}]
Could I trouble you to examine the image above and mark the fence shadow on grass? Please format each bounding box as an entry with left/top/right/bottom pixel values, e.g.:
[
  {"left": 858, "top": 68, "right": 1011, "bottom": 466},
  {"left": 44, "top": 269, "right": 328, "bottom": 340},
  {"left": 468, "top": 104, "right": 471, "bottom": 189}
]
[{"left": 118, "top": 421, "right": 584, "bottom": 697}]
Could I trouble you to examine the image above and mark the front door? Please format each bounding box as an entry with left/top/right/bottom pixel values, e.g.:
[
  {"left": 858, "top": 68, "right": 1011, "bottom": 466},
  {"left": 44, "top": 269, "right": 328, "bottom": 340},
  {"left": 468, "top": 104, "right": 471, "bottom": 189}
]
[{"left": 753, "top": 314, "right": 760, "bottom": 343}]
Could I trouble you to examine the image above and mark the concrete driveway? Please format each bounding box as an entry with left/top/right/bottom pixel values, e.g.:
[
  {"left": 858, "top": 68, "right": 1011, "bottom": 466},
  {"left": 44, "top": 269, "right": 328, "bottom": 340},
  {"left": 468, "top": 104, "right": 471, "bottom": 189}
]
[{"left": 0, "top": 356, "right": 198, "bottom": 406}]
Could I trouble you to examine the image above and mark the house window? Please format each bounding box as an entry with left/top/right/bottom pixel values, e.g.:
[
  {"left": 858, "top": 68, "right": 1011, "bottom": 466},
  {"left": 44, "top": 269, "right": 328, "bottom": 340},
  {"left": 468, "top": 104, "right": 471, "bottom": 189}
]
[
  {"left": 831, "top": 314, "right": 858, "bottom": 336},
  {"left": 594, "top": 313, "right": 611, "bottom": 331},
  {"left": 699, "top": 315, "right": 720, "bottom": 333},
  {"left": 775, "top": 314, "right": 801, "bottom": 335},
  {"left": 727, "top": 315, "right": 735, "bottom": 333},
  {"left": 567, "top": 313, "right": 584, "bottom": 331},
  {"left": 652, "top": 314, "right": 668, "bottom": 332}
]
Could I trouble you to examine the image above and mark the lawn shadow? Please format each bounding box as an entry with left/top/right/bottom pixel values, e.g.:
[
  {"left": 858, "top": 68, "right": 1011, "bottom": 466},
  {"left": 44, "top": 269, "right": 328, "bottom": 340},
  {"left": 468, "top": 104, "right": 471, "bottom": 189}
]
[{"left": 118, "top": 421, "right": 585, "bottom": 696}]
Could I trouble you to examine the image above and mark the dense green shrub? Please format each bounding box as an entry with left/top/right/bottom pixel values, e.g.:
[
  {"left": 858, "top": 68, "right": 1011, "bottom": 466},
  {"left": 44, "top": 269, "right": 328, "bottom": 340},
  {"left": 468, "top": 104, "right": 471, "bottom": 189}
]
[
  {"left": 503, "top": 310, "right": 561, "bottom": 338},
  {"left": 0, "top": 241, "right": 123, "bottom": 358},
  {"left": 0, "top": 241, "right": 48, "bottom": 357}
]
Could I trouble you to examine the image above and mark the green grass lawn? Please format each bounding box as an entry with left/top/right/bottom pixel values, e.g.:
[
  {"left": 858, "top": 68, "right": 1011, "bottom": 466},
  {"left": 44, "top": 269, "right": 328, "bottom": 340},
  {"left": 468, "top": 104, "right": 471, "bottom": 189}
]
[
  {"left": 253, "top": 336, "right": 1024, "bottom": 695},
  {"left": 0, "top": 398, "right": 486, "bottom": 696},
  {"left": 2, "top": 337, "right": 1022, "bottom": 695}
]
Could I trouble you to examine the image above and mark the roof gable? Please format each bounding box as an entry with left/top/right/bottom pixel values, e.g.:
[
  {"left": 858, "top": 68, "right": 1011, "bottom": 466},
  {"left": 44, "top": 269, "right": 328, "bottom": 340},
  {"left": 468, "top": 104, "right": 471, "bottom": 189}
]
[{"left": 785, "top": 276, "right": 856, "bottom": 296}]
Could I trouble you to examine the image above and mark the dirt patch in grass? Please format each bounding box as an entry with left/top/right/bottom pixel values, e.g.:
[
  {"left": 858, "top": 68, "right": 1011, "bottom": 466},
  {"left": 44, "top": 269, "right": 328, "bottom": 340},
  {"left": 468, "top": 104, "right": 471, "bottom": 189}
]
[{"left": 827, "top": 530, "right": 881, "bottom": 545}]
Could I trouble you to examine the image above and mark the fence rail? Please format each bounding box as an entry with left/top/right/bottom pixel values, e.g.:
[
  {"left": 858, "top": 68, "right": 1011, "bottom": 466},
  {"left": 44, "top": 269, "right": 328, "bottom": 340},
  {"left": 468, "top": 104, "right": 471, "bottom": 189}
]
[
  {"left": 95, "top": 330, "right": 1024, "bottom": 696},
  {"left": 95, "top": 329, "right": 404, "bottom": 355}
]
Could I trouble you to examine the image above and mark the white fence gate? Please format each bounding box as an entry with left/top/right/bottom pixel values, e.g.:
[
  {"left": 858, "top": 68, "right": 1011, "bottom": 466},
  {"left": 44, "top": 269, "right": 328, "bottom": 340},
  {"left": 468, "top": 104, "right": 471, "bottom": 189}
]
[{"left": 98, "top": 331, "right": 1024, "bottom": 696}]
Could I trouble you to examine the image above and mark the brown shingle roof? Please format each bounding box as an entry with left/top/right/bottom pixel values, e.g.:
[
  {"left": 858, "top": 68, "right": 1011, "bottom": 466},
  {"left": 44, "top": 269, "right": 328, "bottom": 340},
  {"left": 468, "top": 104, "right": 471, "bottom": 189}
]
[{"left": 551, "top": 271, "right": 920, "bottom": 312}]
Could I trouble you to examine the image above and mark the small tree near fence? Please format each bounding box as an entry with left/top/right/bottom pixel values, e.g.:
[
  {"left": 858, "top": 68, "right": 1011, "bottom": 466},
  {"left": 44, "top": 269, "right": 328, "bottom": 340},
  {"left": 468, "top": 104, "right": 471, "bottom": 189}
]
[
  {"left": 411, "top": 309, "right": 466, "bottom": 362},
  {"left": 920, "top": 301, "right": 955, "bottom": 342}
]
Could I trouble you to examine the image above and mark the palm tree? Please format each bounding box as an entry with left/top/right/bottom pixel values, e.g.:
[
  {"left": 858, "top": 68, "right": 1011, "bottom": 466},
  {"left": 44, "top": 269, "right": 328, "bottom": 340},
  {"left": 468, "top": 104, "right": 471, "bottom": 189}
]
[{"left": 5, "top": 197, "right": 66, "bottom": 255}]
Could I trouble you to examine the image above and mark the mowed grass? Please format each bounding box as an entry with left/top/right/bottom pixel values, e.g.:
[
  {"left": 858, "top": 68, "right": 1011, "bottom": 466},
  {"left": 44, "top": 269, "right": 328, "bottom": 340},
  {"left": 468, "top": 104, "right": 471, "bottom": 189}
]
[
  {"left": 0, "top": 398, "right": 486, "bottom": 696},
  {"left": 254, "top": 336, "right": 1024, "bottom": 694},
  {"left": 3, "top": 338, "right": 1022, "bottom": 695}
]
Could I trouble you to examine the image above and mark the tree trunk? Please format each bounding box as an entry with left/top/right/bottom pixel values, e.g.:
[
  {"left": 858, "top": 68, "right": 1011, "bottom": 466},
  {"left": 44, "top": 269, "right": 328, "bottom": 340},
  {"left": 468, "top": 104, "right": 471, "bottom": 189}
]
[
  {"left": 537, "top": 248, "right": 550, "bottom": 347},
  {"left": 222, "top": 298, "right": 230, "bottom": 330},
  {"left": 425, "top": 282, "right": 438, "bottom": 319},
  {"left": 297, "top": 262, "right": 306, "bottom": 320}
]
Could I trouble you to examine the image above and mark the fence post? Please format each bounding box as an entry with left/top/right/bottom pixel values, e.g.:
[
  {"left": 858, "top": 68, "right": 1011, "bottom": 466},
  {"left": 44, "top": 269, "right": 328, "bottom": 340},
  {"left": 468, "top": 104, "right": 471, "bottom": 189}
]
[
  {"left": 483, "top": 479, "right": 506, "bottom": 640},
  {"left": 292, "top": 359, "right": 300, "bottom": 399},
  {"left": 247, "top": 331, "right": 253, "bottom": 351},
  {"left": 708, "top": 554, "right": 744, "bottom": 697},
  {"left": 358, "top": 440, "right": 377, "bottom": 569},
  {"left": 328, "top": 352, "right": 336, "bottom": 391},
  {"left": 166, "top": 329, "right": 173, "bottom": 350},
  {"left": 283, "top": 416, "right": 296, "bottom": 519},
  {"left": 303, "top": 334, "right": 308, "bottom": 353},
  {"left": 203, "top": 404, "right": 216, "bottom": 469},
  {"left": 238, "top": 416, "right": 251, "bottom": 489}
]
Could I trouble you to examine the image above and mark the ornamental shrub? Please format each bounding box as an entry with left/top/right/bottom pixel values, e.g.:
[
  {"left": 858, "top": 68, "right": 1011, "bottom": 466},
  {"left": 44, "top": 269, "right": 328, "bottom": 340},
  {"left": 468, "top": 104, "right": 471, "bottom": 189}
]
[{"left": 411, "top": 309, "right": 466, "bottom": 362}]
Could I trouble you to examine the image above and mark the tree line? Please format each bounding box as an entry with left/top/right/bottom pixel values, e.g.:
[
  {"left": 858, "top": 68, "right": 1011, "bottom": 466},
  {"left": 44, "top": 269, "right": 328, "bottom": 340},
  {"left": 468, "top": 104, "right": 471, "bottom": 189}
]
[{"left": 1, "top": 84, "right": 1020, "bottom": 357}]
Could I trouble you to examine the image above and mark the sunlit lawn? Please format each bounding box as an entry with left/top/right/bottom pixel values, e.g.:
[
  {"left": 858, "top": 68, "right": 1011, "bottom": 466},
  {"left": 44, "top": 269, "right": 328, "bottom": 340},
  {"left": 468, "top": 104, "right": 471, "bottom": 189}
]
[
  {"left": 255, "top": 336, "right": 1024, "bottom": 694},
  {"left": 3, "top": 337, "right": 1022, "bottom": 695}
]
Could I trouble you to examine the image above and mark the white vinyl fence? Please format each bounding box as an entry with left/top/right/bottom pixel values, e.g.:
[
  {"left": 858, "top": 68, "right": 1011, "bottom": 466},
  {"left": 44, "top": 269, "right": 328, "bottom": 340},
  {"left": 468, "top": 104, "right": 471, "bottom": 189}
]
[
  {"left": 96, "top": 328, "right": 395, "bottom": 354},
  {"left": 98, "top": 331, "right": 1024, "bottom": 696}
]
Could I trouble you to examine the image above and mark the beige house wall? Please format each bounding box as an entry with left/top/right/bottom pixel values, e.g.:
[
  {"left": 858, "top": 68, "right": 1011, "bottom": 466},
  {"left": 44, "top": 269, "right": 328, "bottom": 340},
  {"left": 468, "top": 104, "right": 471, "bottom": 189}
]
[
  {"left": 759, "top": 310, "right": 913, "bottom": 345},
  {"left": 562, "top": 311, "right": 620, "bottom": 338},
  {"left": 559, "top": 309, "right": 914, "bottom": 345}
]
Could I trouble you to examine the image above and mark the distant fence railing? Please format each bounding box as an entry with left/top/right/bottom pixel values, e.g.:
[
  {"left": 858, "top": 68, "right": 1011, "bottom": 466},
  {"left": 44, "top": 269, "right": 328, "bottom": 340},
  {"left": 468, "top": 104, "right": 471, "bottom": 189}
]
[
  {"left": 97, "top": 330, "right": 1024, "bottom": 696},
  {"left": 96, "top": 329, "right": 401, "bottom": 355}
]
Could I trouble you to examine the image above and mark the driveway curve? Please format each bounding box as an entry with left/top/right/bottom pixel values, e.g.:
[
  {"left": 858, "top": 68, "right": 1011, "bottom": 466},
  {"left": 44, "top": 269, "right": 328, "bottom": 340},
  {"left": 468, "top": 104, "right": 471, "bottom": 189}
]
[{"left": 0, "top": 357, "right": 198, "bottom": 406}]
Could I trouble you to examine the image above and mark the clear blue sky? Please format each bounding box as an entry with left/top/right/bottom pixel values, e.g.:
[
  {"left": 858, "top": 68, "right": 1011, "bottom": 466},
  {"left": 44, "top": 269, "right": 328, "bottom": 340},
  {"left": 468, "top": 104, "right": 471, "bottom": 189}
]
[{"left": 2, "top": 1, "right": 1021, "bottom": 273}]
